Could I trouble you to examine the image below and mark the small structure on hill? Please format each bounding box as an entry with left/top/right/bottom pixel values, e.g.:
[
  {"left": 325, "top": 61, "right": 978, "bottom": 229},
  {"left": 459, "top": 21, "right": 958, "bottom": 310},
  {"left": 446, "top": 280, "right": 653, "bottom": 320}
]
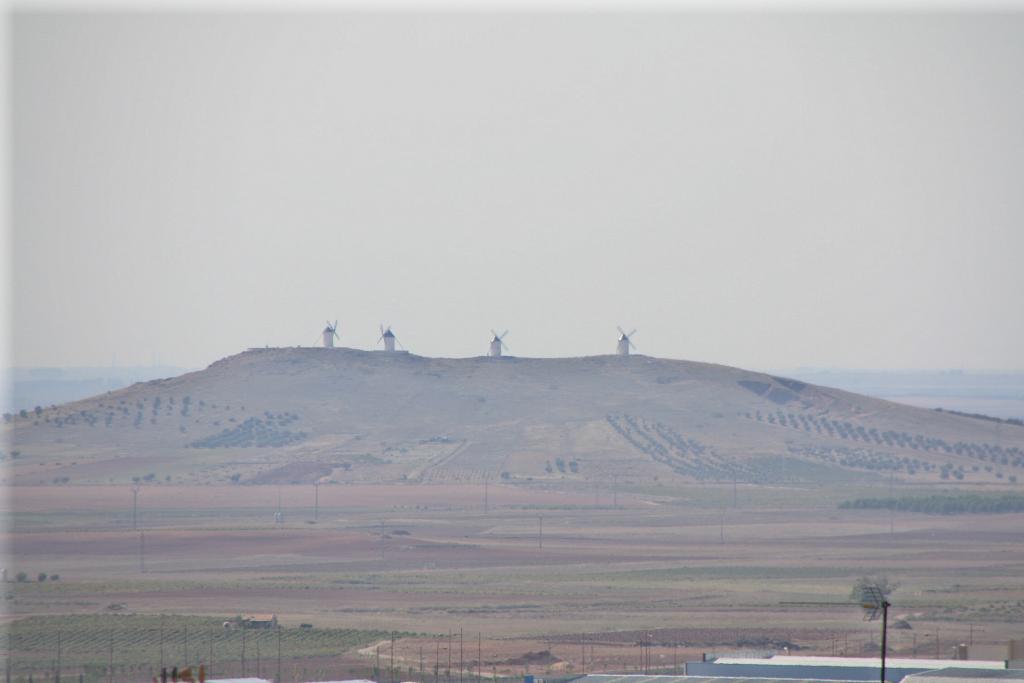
[
  {"left": 616, "top": 326, "right": 637, "bottom": 356},
  {"left": 322, "top": 321, "right": 339, "bottom": 348},
  {"left": 378, "top": 325, "right": 399, "bottom": 352},
  {"left": 489, "top": 330, "right": 509, "bottom": 357},
  {"left": 241, "top": 614, "right": 278, "bottom": 629}
]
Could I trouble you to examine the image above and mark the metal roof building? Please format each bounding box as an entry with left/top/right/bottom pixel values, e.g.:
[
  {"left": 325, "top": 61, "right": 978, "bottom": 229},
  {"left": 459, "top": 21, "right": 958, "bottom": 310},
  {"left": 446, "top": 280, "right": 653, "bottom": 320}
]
[
  {"left": 904, "top": 670, "right": 1024, "bottom": 683},
  {"left": 684, "top": 655, "right": 1008, "bottom": 683},
  {"left": 579, "top": 676, "right": 865, "bottom": 683}
]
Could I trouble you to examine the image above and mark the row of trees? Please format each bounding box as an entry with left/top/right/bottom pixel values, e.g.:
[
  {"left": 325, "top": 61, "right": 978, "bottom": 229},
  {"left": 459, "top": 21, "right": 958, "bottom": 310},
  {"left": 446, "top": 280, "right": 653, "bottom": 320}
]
[{"left": 840, "top": 492, "right": 1024, "bottom": 514}]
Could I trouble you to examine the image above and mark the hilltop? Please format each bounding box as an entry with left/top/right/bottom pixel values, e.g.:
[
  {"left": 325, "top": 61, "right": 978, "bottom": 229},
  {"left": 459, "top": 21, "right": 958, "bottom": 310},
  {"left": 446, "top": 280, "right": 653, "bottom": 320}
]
[{"left": 4, "top": 347, "right": 1023, "bottom": 487}]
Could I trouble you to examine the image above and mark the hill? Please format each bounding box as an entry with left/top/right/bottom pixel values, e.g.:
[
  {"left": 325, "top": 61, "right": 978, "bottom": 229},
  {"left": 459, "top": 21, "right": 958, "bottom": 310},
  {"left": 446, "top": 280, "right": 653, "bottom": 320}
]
[{"left": 4, "top": 347, "right": 1023, "bottom": 488}]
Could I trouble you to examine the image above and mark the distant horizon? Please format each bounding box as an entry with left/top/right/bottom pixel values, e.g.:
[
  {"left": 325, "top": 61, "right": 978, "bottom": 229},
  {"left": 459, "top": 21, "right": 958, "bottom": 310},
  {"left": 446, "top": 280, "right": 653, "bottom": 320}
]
[{"left": 5, "top": 350, "right": 1024, "bottom": 375}]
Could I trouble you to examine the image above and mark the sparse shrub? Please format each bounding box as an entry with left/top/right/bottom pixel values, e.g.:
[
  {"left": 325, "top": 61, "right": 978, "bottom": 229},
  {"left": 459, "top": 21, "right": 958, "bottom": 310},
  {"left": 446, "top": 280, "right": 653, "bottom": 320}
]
[
  {"left": 49, "top": 574, "right": 60, "bottom": 581},
  {"left": 37, "top": 572, "right": 47, "bottom": 583},
  {"left": 15, "top": 572, "right": 27, "bottom": 582}
]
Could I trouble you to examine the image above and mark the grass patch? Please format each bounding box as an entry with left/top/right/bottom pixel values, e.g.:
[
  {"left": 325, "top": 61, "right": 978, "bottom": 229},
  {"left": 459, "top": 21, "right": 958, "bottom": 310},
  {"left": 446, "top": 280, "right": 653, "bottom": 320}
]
[{"left": 2, "top": 614, "right": 402, "bottom": 683}]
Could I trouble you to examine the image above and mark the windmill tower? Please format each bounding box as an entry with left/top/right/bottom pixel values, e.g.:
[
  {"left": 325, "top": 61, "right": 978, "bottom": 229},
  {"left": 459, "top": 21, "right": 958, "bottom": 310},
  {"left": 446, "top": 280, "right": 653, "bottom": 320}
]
[
  {"left": 378, "top": 324, "right": 400, "bottom": 352},
  {"left": 616, "top": 326, "right": 637, "bottom": 356},
  {"left": 488, "top": 330, "right": 509, "bottom": 358},
  {"left": 321, "top": 320, "right": 339, "bottom": 348}
]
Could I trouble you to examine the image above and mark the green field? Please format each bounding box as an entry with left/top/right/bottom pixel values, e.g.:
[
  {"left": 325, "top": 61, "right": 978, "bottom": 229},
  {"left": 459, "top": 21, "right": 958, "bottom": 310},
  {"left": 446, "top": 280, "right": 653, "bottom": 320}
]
[{"left": 4, "top": 615, "right": 398, "bottom": 683}]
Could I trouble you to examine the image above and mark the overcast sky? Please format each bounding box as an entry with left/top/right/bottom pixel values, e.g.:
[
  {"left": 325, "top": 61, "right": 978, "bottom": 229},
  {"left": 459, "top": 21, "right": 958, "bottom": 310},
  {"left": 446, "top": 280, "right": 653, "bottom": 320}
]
[{"left": 9, "top": 8, "right": 1024, "bottom": 371}]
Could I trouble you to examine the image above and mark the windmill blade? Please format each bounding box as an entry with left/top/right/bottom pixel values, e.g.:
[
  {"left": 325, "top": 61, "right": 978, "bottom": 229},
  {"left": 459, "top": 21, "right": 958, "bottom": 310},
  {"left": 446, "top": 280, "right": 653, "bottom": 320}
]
[
  {"left": 617, "top": 325, "right": 627, "bottom": 337},
  {"left": 628, "top": 329, "right": 637, "bottom": 338},
  {"left": 491, "top": 329, "right": 499, "bottom": 339},
  {"left": 499, "top": 329, "right": 509, "bottom": 340},
  {"left": 333, "top": 329, "right": 340, "bottom": 340},
  {"left": 628, "top": 339, "right": 637, "bottom": 350},
  {"left": 500, "top": 338, "right": 510, "bottom": 352},
  {"left": 394, "top": 335, "right": 405, "bottom": 350}
]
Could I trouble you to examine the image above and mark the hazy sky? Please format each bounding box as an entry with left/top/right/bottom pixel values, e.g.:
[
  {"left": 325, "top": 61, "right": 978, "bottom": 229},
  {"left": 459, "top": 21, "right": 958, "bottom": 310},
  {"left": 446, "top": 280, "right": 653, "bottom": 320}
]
[{"left": 10, "top": 9, "right": 1024, "bottom": 371}]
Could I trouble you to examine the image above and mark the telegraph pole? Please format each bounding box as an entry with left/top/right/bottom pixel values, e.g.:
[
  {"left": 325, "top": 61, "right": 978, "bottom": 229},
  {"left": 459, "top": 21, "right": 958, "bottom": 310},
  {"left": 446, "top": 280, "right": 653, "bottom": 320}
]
[
  {"left": 139, "top": 531, "right": 146, "bottom": 573},
  {"left": 131, "top": 483, "right": 141, "bottom": 530}
]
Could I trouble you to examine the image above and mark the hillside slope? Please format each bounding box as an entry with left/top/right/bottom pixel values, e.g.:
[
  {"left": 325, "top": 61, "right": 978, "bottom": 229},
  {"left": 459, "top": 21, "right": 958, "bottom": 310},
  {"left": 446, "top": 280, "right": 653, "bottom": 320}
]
[{"left": 5, "top": 348, "right": 1024, "bottom": 487}]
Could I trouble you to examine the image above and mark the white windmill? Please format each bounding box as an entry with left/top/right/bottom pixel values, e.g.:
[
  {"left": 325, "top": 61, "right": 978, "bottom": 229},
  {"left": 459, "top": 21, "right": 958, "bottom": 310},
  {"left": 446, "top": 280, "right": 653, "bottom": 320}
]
[
  {"left": 616, "top": 326, "right": 637, "bottom": 356},
  {"left": 321, "top": 320, "right": 339, "bottom": 348},
  {"left": 377, "top": 324, "right": 402, "bottom": 352},
  {"left": 488, "top": 330, "right": 509, "bottom": 358}
]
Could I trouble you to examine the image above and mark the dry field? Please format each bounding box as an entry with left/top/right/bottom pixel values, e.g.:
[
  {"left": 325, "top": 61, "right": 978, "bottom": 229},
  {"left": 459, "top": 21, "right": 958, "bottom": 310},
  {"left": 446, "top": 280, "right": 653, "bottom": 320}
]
[{"left": 4, "top": 480, "right": 1024, "bottom": 683}]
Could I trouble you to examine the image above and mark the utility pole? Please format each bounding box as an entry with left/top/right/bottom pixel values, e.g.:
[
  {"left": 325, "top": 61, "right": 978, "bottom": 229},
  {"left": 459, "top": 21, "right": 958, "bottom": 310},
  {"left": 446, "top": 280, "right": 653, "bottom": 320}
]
[
  {"left": 447, "top": 630, "right": 452, "bottom": 683},
  {"left": 477, "top": 633, "right": 482, "bottom": 683},
  {"left": 108, "top": 634, "right": 113, "bottom": 683},
  {"left": 538, "top": 515, "right": 543, "bottom": 549},
  {"left": 889, "top": 471, "right": 895, "bottom": 535},
  {"left": 132, "top": 483, "right": 141, "bottom": 530},
  {"left": 314, "top": 482, "right": 319, "bottom": 522},
  {"left": 139, "top": 531, "right": 146, "bottom": 573},
  {"left": 391, "top": 631, "right": 396, "bottom": 683},
  {"left": 483, "top": 477, "right": 489, "bottom": 514},
  {"left": 56, "top": 630, "right": 61, "bottom": 683},
  {"left": 459, "top": 628, "right": 464, "bottom": 683},
  {"left": 277, "top": 626, "right": 282, "bottom": 683},
  {"left": 184, "top": 625, "right": 189, "bottom": 668}
]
